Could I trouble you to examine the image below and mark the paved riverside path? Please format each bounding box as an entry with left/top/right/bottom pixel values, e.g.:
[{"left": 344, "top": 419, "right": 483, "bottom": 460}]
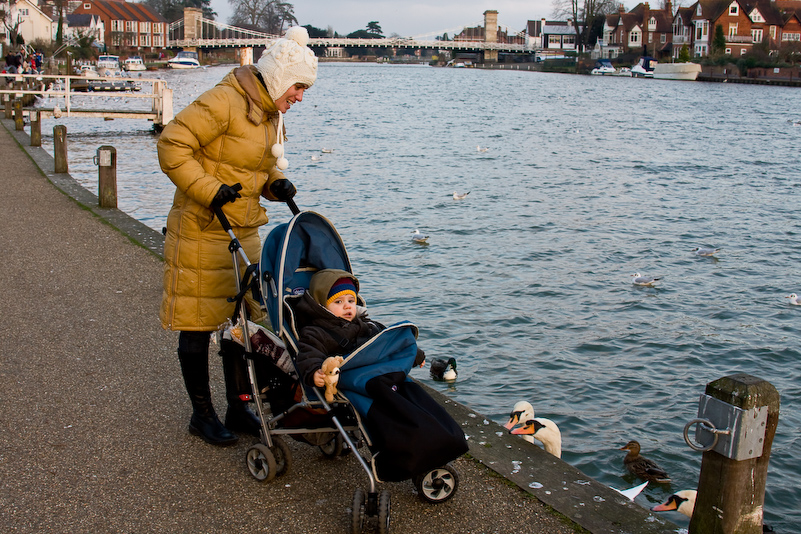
[{"left": 0, "top": 118, "right": 679, "bottom": 533}]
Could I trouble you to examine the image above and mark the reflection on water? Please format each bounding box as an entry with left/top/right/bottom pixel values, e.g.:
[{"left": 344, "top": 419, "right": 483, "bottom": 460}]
[{"left": 33, "top": 63, "right": 801, "bottom": 531}]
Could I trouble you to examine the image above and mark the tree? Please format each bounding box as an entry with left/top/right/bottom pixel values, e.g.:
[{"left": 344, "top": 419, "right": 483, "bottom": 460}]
[
  {"left": 3, "top": 0, "right": 24, "bottom": 47},
  {"left": 228, "top": 0, "right": 295, "bottom": 34},
  {"left": 678, "top": 43, "right": 691, "bottom": 62},
  {"left": 303, "top": 24, "right": 328, "bottom": 38},
  {"left": 366, "top": 21, "right": 382, "bottom": 35},
  {"left": 712, "top": 23, "right": 726, "bottom": 55},
  {"left": 144, "top": 0, "right": 216, "bottom": 23},
  {"left": 347, "top": 29, "right": 383, "bottom": 39},
  {"left": 551, "top": 0, "right": 618, "bottom": 52}
]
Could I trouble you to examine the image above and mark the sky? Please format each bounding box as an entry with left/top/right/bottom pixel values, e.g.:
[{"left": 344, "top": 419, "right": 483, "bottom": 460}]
[{"left": 207, "top": 0, "right": 556, "bottom": 39}]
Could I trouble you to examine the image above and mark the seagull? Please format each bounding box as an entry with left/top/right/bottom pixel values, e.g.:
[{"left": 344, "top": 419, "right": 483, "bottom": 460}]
[
  {"left": 476, "top": 145, "right": 489, "bottom": 152},
  {"left": 411, "top": 229, "right": 429, "bottom": 244},
  {"left": 631, "top": 273, "right": 661, "bottom": 286},
  {"left": 310, "top": 155, "right": 321, "bottom": 162},
  {"left": 786, "top": 293, "right": 801, "bottom": 305},
  {"left": 453, "top": 191, "right": 470, "bottom": 200},
  {"left": 321, "top": 148, "right": 333, "bottom": 153},
  {"left": 611, "top": 481, "right": 649, "bottom": 501},
  {"left": 692, "top": 246, "right": 721, "bottom": 256}
]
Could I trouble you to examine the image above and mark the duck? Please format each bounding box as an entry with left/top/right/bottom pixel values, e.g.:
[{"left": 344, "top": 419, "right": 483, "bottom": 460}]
[
  {"left": 429, "top": 357, "right": 457, "bottom": 381},
  {"left": 505, "top": 401, "right": 562, "bottom": 458},
  {"left": 619, "top": 440, "right": 671, "bottom": 483},
  {"left": 651, "top": 489, "right": 696, "bottom": 518}
]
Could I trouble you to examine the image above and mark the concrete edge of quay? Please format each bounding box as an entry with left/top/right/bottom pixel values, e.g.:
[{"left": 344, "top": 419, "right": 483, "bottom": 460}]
[{"left": 1, "top": 117, "right": 680, "bottom": 534}]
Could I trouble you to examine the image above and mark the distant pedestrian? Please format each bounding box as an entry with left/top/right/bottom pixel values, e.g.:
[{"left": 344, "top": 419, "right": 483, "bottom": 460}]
[{"left": 157, "top": 27, "right": 318, "bottom": 446}]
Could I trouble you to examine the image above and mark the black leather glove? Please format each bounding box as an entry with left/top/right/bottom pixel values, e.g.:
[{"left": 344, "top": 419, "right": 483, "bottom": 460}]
[
  {"left": 269, "top": 179, "right": 296, "bottom": 201},
  {"left": 414, "top": 348, "right": 426, "bottom": 368},
  {"left": 211, "top": 183, "right": 242, "bottom": 207}
]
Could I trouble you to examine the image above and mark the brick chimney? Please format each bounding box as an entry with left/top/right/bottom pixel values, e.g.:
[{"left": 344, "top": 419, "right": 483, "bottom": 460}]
[
  {"left": 619, "top": 3, "right": 625, "bottom": 13},
  {"left": 665, "top": 0, "right": 673, "bottom": 15}
]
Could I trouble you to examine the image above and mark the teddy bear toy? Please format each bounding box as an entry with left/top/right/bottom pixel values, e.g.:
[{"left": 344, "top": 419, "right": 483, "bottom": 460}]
[{"left": 321, "top": 356, "right": 344, "bottom": 403}]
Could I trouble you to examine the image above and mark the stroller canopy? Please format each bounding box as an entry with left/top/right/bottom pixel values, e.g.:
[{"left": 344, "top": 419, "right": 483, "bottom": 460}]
[{"left": 260, "top": 211, "right": 353, "bottom": 335}]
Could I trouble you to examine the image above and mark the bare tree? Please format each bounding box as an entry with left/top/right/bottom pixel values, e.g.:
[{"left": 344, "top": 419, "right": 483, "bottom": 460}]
[
  {"left": 3, "top": 0, "right": 24, "bottom": 46},
  {"left": 552, "top": 0, "right": 618, "bottom": 51}
]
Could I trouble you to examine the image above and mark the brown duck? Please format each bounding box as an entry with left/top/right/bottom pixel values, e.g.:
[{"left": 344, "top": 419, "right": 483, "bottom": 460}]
[{"left": 619, "top": 440, "right": 671, "bottom": 483}]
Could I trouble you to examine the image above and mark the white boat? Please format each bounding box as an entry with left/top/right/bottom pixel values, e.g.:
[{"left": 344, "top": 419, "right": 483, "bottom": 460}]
[
  {"left": 167, "top": 51, "right": 200, "bottom": 69},
  {"left": 80, "top": 64, "right": 99, "bottom": 78},
  {"left": 591, "top": 59, "right": 617, "bottom": 75},
  {"left": 653, "top": 62, "right": 701, "bottom": 81},
  {"left": 631, "top": 56, "right": 657, "bottom": 78},
  {"left": 97, "top": 54, "right": 121, "bottom": 76},
  {"left": 123, "top": 56, "right": 146, "bottom": 72}
]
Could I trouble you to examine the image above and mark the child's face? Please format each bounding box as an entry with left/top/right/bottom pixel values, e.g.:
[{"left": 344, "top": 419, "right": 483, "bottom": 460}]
[{"left": 326, "top": 293, "right": 357, "bottom": 321}]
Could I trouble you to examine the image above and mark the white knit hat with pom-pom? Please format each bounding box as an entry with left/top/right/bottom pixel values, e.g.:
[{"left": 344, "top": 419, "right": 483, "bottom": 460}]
[{"left": 257, "top": 26, "right": 318, "bottom": 101}]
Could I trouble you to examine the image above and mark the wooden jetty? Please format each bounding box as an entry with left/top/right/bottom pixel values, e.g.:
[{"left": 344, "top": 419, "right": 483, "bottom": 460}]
[{"left": 0, "top": 73, "right": 173, "bottom": 129}]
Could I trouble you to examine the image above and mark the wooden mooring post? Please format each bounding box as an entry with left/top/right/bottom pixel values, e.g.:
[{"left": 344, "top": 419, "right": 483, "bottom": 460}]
[
  {"left": 3, "top": 94, "right": 11, "bottom": 119},
  {"left": 30, "top": 111, "right": 41, "bottom": 147},
  {"left": 96, "top": 146, "right": 117, "bottom": 208},
  {"left": 13, "top": 99, "right": 23, "bottom": 130},
  {"left": 684, "top": 373, "right": 779, "bottom": 533},
  {"left": 54, "top": 125, "right": 68, "bottom": 173}
]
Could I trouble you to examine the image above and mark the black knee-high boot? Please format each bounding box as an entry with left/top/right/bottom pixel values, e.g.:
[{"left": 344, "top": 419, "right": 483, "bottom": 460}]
[
  {"left": 220, "top": 339, "right": 261, "bottom": 437},
  {"left": 177, "top": 332, "right": 238, "bottom": 446}
]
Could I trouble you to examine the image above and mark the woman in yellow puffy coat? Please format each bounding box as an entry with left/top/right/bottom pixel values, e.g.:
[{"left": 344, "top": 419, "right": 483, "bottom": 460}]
[{"left": 157, "top": 27, "right": 317, "bottom": 446}]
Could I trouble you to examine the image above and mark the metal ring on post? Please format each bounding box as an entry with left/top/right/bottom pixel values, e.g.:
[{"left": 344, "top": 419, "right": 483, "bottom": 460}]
[{"left": 683, "top": 418, "right": 722, "bottom": 452}]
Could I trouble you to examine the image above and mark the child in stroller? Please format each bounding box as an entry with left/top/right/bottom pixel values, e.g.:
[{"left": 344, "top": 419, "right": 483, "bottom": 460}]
[
  {"left": 220, "top": 207, "right": 468, "bottom": 532},
  {"left": 293, "top": 269, "right": 425, "bottom": 390}
]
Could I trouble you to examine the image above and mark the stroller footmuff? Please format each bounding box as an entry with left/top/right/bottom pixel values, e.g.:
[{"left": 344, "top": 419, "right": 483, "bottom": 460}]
[{"left": 216, "top": 207, "right": 468, "bottom": 532}]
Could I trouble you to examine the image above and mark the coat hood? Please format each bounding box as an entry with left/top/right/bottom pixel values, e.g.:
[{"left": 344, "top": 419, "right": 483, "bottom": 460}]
[{"left": 309, "top": 269, "right": 360, "bottom": 308}]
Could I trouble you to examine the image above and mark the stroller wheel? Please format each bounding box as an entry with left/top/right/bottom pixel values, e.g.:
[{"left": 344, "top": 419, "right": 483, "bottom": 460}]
[
  {"left": 270, "top": 436, "right": 292, "bottom": 476},
  {"left": 319, "top": 433, "right": 344, "bottom": 457},
  {"left": 414, "top": 463, "right": 459, "bottom": 503},
  {"left": 246, "top": 443, "right": 277, "bottom": 482},
  {"left": 377, "top": 489, "right": 391, "bottom": 534},
  {"left": 350, "top": 488, "right": 365, "bottom": 534}
]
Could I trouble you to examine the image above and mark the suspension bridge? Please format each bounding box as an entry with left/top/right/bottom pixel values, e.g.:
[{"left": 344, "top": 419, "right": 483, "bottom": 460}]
[{"left": 168, "top": 8, "right": 532, "bottom": 59}]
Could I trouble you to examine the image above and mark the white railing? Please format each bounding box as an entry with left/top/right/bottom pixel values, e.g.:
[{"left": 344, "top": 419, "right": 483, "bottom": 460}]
[{"left": 0, "top": 73, "right": 173, "bottom": 126}]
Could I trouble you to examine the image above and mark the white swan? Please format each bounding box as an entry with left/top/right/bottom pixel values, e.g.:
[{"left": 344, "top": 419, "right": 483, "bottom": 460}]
[
  {"left": 651, "top": 489, "right": 696, "bottom": 518},
  {"left": 505, "top": 401, "right": 562, "bottom": 458}
]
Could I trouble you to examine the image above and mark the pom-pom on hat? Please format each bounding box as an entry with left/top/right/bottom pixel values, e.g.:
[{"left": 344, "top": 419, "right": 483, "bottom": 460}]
[
  {"left": 257, "top": 26, "right": 318, "bottom": 102},
  {"left": 326, "top": 278, "right": 357, "bottom": 306}
]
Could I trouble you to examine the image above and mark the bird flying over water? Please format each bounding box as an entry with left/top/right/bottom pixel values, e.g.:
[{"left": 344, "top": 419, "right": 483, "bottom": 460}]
[
  {"left": 631, "top": 273, "right": 661, "bottom": 286},
  {"left": 453, "top": 191, "right": 470, "bottom": 200}
]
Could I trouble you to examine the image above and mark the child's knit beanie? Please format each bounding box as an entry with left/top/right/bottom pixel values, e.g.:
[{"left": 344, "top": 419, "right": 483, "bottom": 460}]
[{"left": 309, "top": 269, "right": 360, "bottom": 307}]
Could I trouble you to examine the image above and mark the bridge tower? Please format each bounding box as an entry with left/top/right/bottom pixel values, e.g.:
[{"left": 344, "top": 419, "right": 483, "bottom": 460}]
[
  {"left": 483, "top": 10, "right": 498, "bottom": 62},
  {"left": 182, "top": 7, "right": 202, "bottom": 55}
]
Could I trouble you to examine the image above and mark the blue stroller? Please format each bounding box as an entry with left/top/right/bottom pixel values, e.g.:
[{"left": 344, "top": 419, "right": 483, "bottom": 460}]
[{"left": 213, "top": 202, "right": 468, "bottom": 533}]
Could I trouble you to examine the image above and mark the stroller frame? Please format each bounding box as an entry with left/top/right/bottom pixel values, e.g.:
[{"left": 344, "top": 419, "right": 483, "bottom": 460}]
[{"left": 214, "top": 201, "right": 460, "bottom": 533}]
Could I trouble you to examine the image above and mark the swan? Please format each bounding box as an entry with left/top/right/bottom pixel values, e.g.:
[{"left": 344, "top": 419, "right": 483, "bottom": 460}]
[
  {"left": 505, "top": 401, "right": 562, "bottom": 458},
  {"left": 619, "top": 440, "right": 671, "bottom": 483},
  {"left": 651, "top": 489, "right": 696, "bottom": 517}
]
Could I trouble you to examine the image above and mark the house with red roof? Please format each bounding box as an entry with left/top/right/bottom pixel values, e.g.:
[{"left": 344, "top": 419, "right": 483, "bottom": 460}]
[
  {"left": 70, "top": 0, "right": 167, "bottom": 54},
  {"left": 595, "top": 2, "right": 674, "bottom": 59}
]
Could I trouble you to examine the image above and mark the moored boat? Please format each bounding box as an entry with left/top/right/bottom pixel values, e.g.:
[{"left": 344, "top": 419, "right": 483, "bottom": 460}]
[
  {"left": 97, "top": 54, "right": 121, "bottom": 76},
  {"left": 167, "top": 51, "right": 200, "bottom": 69},
  {"left": 591, "top": 59, "right": 617, "bottom": 75},
  {"left": 631, "top": 56, "right": 657, "bottom": 78},
  {"left": 653, "top": 62, "right": 701, "bottom": 81},
  {"left": 123, "top": 56, "right": 147, "bottom": 72}
]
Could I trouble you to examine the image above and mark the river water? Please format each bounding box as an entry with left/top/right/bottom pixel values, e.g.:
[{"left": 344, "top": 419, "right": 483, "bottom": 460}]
[{"left": 33, "top": 63, "right": 801, "bottom": 531}]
